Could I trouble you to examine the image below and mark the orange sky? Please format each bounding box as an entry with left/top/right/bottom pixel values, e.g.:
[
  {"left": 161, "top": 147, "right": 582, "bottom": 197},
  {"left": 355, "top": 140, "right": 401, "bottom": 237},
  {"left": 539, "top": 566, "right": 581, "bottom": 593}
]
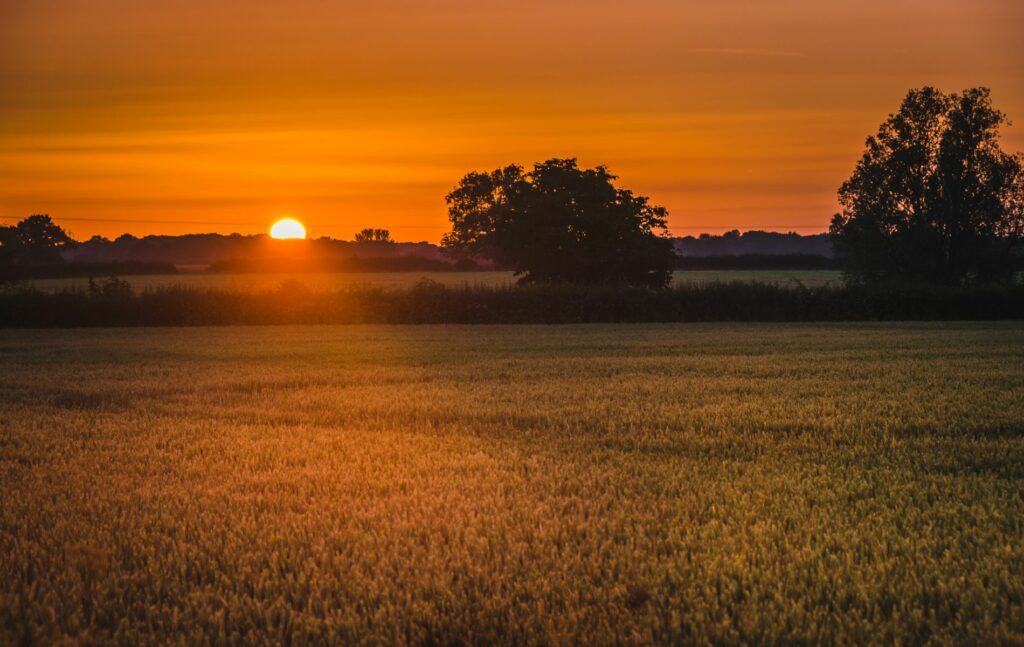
[{"left": 1, "top": 0, "right": 1021, "bottom": 242}]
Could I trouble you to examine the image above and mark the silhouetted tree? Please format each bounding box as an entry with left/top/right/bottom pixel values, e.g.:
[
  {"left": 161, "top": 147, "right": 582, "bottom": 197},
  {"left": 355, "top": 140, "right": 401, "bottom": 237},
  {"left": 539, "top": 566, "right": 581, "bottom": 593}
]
[
  {"left": 17, "top": 215, "right": 75, "bottom": 256},
  {"left": 0, "top": 215, "right": 76, "bottom": 277},
  {"left": 830, "top": 87, "right": 1024, "bottom": 285},
  {"left": 354, "top": 228, "right": 393, "bottom": 243},
  {"left": 442, "top": 158, "right": 675, "bottom": 287},
  {"left": 0, "top": 226, "right": 18, "bottom": 277}
]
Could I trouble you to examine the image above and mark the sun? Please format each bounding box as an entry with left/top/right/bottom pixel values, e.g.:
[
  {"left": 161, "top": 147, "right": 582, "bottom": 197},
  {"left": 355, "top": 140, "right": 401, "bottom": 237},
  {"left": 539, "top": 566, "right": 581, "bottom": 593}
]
[{"left": 269, "top": 218, "right": 306, "bottom": 239}]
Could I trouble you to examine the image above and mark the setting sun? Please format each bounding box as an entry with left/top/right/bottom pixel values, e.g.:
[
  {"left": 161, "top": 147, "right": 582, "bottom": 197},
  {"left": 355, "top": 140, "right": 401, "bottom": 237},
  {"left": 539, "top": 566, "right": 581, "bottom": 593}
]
[{"left": 269, "top": 218, "right": 306, "bottom": 239}]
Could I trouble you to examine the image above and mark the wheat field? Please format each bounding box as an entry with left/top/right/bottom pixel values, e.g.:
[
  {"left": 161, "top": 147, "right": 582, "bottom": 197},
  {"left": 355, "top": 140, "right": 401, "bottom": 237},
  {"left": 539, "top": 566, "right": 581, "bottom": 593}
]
[{"left": 2, "top": 323, "right": 1023, "bottom": 644}]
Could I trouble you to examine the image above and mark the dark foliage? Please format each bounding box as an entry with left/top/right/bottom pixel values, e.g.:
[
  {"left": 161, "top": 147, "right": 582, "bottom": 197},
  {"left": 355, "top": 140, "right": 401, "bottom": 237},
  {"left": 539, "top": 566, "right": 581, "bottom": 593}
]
[
  {"left": 674, "top": 231, "right": 833, "bottom": 257},
  {"left": 3, "top": 281, "right": 1021, "bottom": 327},
  {"left": 50, "top": 222, "right": 841, "bottom": 275},
  {"left": 353, "top": 228, "right": 394, "bottom": 243},
  {"left": 442, "top": 158, "right": 675, "bottom": 287},
  {"left": 1, "top": 215, "right": 76, "bottom": 277},
  {"left": 62, "top": 228, "right": 828, "bottom": 271},
  {"left": 831, "top": 87, "right": 1024, "bottom": 285}
]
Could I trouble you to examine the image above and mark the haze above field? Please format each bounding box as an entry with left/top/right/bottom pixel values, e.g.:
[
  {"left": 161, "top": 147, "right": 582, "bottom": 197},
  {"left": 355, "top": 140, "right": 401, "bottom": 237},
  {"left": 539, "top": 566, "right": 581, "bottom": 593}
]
[{"left": 1, "top": 0, "right": 1021, "bottom": 241}]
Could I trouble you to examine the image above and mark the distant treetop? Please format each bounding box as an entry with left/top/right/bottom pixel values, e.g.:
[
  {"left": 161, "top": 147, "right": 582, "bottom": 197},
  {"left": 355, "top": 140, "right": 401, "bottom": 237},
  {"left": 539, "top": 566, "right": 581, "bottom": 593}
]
[{"left": 354, "top": 228, "right": 393, "bottom": 243}]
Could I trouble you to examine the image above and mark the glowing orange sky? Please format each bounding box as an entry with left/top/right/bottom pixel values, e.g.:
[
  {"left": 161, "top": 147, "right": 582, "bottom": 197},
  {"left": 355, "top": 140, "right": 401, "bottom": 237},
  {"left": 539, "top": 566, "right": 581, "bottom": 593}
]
[{"left": 1, "top": 0, "right": 1021, "bottom": 241}]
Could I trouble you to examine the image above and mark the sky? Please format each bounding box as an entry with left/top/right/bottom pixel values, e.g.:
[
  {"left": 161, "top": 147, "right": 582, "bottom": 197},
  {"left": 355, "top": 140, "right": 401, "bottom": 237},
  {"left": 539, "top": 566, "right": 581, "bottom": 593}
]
[{"left": 1, "top": 0, "right": 1022, "bottom": 242}]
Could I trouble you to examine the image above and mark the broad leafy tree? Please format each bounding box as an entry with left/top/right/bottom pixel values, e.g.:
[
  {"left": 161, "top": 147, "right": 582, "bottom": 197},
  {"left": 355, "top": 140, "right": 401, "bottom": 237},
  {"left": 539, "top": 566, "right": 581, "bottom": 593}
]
[
  {"left": 0, "top": 215, "right": 75, "bottom": 275},
  {"left": 442, "top": 158, "right": 675, "bottom": 287},
  {"left": 830, "top": 87, "right": 1024, "bottom": 285}
]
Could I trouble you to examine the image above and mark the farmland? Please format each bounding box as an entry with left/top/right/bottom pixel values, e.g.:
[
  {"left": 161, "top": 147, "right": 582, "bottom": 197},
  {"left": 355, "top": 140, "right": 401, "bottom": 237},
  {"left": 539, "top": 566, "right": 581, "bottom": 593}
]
[
  {"left": 1, "top": 323, "right": 1023, "bottom": 644},
  {"left": 23, "top": 269, "right": 843, "bottom": 294}
]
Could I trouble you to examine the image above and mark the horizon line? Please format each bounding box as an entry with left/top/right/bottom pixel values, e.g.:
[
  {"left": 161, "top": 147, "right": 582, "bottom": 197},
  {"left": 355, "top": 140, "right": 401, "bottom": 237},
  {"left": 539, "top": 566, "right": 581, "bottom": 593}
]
[{"left": 1, "top": 215, "right": 830, "bottom": 239}]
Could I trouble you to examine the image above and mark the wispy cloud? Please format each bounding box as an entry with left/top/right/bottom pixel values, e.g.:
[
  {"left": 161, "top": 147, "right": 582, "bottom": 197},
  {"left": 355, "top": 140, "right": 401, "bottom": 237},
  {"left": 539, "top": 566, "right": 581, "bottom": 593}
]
[{"left": 691, "top": 48, "right": 802, "bottom": 58}]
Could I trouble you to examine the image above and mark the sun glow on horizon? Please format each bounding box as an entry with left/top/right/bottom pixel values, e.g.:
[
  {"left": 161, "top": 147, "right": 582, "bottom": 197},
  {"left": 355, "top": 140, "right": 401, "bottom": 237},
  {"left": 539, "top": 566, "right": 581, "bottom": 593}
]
[{"left": 269, "top": 218, "right": 306, "bottom": 239}]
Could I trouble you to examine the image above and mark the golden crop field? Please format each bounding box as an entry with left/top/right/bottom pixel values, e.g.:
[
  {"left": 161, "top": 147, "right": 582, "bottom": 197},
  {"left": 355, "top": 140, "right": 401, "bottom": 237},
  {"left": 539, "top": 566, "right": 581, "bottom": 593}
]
[
  {"left": 24, "top": 269, "right": 843, "bottom": 294},
  {"left": 2, "top": 323, "right": 1023, "bottom": 644}
]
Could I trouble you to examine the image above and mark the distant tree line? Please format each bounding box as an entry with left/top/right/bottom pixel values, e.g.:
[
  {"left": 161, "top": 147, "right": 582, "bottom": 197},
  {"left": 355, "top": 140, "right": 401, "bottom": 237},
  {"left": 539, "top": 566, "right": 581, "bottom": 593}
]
[
  {"left": 674, "top": 231, "right": 833, "bottom": 257},
  {"left": 27, "top": 226, "right": 841, "bottom": 275},
  {"left": 0, "top": 222, "right": 459, "bottom": 280},
  {"left": 66, "top": 230, "right": 439, "bottom": 266},
  {"left": 353, "top": 228, "right": 393, "bottom": 243}
]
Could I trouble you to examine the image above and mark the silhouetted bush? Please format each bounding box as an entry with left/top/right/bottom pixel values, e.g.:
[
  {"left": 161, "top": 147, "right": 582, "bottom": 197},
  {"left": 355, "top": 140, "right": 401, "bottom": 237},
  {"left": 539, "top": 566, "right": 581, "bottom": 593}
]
[{"left": 1, "top": 281, "right": 1022, "bottom": 327}]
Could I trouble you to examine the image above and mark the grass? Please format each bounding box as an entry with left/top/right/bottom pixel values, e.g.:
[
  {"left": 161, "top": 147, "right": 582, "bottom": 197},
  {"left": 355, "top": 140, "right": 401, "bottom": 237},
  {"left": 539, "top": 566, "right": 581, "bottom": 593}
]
[
  {"left": 22, "top": 269, "right": 844, "bottom": 293},
  {"left": 1, "top": 323, "right": 1023, "bottom": 644}
]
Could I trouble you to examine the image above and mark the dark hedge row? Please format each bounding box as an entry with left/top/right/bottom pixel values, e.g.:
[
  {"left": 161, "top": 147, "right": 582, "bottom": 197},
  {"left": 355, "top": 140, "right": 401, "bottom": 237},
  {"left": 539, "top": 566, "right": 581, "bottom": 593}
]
[{"left": 1, "top": 280, "right": 1022, "bottom": 327}]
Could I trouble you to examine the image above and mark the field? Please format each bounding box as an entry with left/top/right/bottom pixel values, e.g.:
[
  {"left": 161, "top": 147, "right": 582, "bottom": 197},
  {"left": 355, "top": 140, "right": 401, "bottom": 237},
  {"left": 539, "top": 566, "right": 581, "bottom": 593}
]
[
  {"left": 2, "top": 323, "right": 1023, "bottom": 644},
  {"left": 23, "top": 269, "right": 843, "bottom": 293}
]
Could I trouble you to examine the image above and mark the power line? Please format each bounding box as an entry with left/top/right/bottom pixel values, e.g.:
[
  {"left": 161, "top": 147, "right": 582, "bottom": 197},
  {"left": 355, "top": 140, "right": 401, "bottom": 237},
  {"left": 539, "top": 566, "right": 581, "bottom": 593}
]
[
  {"left": 0, "top": 215, "right": 445, "bottom": 230},
  {"left": 1, "top": 215, "right": 827, "bottom": 231},
  {"left": 1, "top": 215, "right": 255, "bottom": 227}
]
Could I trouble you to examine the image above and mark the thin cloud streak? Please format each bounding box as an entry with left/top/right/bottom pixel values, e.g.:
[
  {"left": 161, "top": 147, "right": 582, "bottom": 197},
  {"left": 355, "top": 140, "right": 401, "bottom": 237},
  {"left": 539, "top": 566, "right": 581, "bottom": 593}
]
[{"left": 691, "top": 48, "right": 803, "bottom": 57}]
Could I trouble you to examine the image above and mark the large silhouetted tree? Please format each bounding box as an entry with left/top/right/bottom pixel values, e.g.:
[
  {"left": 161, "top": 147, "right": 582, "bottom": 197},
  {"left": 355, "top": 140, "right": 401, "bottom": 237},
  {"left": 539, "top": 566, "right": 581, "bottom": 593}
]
[
  {"left": 830, "top": 87, "right": 1024, "bottom": 285},
  {"left": 442, "top": 158, "right": 675, "bottom": 287}
]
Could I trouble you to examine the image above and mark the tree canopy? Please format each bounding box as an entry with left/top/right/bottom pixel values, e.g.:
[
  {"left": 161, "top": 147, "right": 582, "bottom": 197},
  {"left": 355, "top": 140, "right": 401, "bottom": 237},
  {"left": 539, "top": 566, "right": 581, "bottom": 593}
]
[
  {"left": 0, "top": 215, "right": 75, "bottom": 275},
  {"left": 354, "top": 228, "right": 393, "bottom": 243},
  {"left": 442, "top": 158, "right": 675, "bottom": 287},
  {"left": 830, "top": 87, "right": 1024, "bottom": 285}
]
